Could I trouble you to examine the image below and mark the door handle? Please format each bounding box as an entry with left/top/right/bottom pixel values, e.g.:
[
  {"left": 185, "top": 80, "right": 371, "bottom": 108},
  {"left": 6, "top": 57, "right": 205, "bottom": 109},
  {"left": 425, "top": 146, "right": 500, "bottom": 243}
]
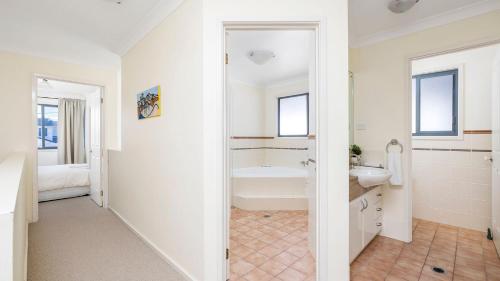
[
  {"left": 364, "top": 199, "right": 368, "bottom": 209},
  {"left": 360, "top": 200, "right": 366, "bottom": 211},
  {"left": 376, "top": 223, "right": 382, "bottom": 227},
  {"left": 376, "top": 208, "right": 382, "bottom": 211}
]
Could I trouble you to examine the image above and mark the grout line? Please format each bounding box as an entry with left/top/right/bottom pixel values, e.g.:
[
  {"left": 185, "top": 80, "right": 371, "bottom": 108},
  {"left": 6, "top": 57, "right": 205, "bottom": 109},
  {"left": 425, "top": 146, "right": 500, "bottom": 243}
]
[
  {"left": 416, "top": 219, "right": 437, "bottom": 281},
  {"left": 452, "top": 226, "right": 459, "bottom": 281}
]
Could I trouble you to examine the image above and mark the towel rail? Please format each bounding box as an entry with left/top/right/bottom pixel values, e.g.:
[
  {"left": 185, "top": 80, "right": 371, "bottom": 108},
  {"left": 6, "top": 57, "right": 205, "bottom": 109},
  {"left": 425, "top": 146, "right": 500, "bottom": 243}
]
[{"left": 386, "top": 139, "right": 403, "bottom": 153}]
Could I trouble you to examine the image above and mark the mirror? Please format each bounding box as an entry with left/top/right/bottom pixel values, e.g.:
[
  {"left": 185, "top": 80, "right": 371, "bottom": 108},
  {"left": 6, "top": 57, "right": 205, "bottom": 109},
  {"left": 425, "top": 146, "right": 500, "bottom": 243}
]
[{"left": 349, "top": 71, "right": 354, "bottom": 145}]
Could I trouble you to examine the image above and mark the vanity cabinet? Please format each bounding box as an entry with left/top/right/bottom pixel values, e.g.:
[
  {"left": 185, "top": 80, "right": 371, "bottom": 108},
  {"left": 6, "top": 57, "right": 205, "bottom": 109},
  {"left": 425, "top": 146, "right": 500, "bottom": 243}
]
[{"left": 349, "top": 186, "right": 383, "bottom": 263}]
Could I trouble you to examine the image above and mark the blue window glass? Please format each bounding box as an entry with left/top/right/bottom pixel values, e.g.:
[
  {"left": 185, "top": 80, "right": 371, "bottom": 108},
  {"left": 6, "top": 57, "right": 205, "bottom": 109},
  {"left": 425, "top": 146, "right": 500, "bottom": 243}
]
[
  {"left": 412, "top": 69, "right": 458, "bottom": 136},
  {"left": 37, "top": 104, "right": 58, "bottom": 149}
]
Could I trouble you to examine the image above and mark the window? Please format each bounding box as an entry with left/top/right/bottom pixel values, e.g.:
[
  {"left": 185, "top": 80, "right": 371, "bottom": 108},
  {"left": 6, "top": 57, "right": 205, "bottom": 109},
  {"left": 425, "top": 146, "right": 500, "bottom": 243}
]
[
  {"left": 278, "top": 93, "right": 309, "bottom": 137},
  {"left": 37, "top": 104, "right": 58, "bottom": 149},
  {"left": 412, "top": 69, "right": 458, "bottom": 137}
]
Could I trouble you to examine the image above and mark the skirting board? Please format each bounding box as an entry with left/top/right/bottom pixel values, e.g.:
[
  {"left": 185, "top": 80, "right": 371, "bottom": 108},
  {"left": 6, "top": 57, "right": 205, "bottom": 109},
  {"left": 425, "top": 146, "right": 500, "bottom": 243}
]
[{"left": 108, "top": 206, "right": 197, "bottom": 281}]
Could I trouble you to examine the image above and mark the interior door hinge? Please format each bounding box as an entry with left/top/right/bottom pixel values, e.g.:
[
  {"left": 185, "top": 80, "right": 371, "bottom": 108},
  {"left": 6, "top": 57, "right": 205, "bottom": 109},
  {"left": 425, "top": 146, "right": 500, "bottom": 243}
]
[
  {"left": 100, "top": 190, "right": 104, "bottom": 197},
  {"left": 101, "top": 98, "right": 104, "bottom": 104},
  {"left": 226, "top": 248, "right": 229, "bottom": 260},
  {"left": 225, "top": 53, "right": 228, "bottom": 65}
]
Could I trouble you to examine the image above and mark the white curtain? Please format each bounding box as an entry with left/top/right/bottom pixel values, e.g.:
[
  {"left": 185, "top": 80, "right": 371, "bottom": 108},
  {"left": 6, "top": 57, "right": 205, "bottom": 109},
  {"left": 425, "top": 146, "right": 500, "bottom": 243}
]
[{"left": 58, "top": 98, "right": 86, "bottom": 164}]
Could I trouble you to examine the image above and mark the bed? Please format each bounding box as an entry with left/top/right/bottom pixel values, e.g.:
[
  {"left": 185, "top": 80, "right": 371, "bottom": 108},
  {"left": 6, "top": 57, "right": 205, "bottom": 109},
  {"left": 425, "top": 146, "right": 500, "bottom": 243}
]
[{"left": 38, "top": 164, "right": 91, "bottom": 202}]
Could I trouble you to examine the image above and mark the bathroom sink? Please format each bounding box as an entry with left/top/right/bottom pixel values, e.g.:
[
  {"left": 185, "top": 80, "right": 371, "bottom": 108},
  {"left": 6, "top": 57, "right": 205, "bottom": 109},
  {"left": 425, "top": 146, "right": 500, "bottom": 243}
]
[{"left": 349, "top": 166, "right": 392, "bottom": 188}]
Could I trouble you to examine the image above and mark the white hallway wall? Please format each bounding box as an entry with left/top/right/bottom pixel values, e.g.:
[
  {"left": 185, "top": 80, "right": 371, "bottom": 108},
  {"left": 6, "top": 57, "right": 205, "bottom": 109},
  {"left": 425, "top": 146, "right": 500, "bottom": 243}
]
[
  {"left": 0, "top": 51, "right": 120, "bottom": 222},
  {"left": 412, "top": 45, "right": 500, "bottom": 231},
  {"left": 109, "top": 0, "right": 204, "bottom": 279},
  {"left": 350, "top": 10, "right": 500, "bottom": 242}
]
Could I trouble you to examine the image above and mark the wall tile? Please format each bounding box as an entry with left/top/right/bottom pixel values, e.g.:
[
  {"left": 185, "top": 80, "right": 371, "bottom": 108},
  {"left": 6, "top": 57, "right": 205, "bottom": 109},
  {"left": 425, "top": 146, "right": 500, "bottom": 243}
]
[{"left": 413, "top": 147, "right": 492, "bottom": 231}]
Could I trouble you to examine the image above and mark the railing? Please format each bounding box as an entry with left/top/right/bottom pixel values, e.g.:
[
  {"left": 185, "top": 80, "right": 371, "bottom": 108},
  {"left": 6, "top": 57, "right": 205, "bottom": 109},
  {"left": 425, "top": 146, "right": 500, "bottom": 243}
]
[{"left": 0, "top": 153, "right": 28, "bottom": 281}]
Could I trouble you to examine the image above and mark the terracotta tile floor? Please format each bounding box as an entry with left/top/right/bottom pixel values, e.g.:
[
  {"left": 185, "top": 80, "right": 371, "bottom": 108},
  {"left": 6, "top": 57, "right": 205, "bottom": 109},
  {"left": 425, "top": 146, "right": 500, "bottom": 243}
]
[
  {"left": 229, "top": 207, "right": 316, "bottom": 281},
  {"left": 351, "top": 218, "right": 500, "bottom": 281}
]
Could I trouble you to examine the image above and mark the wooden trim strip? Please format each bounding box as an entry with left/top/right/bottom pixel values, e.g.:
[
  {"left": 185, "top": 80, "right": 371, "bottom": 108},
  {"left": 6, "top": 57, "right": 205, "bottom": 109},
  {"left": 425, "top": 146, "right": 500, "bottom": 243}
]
[
  {"left": 464, "top": 130, "right": 492, "bottom": 134},
  {"left": 412, "top": 148, "right": 492, "bottom": 152},
  {"left": 231, "top": 136, "right": 274, "bottom": 139},
  {"left": 231, "top": 147, "right": 308, "bottom": 151}
]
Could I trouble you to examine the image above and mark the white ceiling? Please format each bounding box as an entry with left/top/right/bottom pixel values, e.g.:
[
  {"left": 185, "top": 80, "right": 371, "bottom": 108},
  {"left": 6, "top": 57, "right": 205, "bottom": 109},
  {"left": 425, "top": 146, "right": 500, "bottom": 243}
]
[
  {"left": 0, "top": 0, "right": 183, "bottom": 67},
  {"left": 38, "top": 79, "right": 100, "bottom": 98},
  {"left": 1, "top": 0, "right": 499, "bottom": 68},
  {"left": 349, "top": 0, "right": 500, "bottom": 47},
  {"left": 227, "top": 30, "right": 314, "bottom": 87}
]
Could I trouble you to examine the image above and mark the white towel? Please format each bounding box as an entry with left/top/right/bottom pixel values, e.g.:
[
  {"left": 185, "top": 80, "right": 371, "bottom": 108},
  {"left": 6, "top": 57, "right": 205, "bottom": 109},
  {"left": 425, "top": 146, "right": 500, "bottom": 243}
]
[{"left": 387, "top": 151, "right": 403, "bottom": 186}]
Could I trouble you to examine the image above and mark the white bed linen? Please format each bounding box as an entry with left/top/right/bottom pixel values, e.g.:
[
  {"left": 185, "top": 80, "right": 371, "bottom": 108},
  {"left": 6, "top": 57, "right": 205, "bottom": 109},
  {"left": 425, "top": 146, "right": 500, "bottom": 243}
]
[
  {"left": 38, "top": 164, "right": 90, "bottom": 191},
  {"left": 38, "top": 186, "right": 90, "bottom": 202}
]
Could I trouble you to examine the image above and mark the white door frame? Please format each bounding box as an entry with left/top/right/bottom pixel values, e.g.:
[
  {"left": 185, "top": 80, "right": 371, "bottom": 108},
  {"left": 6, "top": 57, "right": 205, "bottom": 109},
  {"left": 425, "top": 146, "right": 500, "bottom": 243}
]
[
  {"left": 221, "top": 21, "right": 328, "bottom": 281},
  {"left": 406, "top": 38, "right": 500, "bottom": 241},
  {"left": 31, "top": 74, "right": 108, "bottom": 222}
]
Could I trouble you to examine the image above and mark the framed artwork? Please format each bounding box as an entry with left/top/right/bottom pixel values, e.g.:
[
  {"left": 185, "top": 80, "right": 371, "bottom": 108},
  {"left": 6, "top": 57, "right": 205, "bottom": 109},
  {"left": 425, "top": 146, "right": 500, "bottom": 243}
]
[{"left": 137, "top": 85, "right": 161, "bottom": 119}]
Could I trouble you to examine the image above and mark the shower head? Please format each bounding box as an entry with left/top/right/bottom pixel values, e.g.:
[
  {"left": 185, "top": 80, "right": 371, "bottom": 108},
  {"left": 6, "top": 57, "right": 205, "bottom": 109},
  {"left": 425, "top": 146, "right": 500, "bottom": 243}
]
[{"left": 388, "top": 0, "right": 420, "bottom": 14}]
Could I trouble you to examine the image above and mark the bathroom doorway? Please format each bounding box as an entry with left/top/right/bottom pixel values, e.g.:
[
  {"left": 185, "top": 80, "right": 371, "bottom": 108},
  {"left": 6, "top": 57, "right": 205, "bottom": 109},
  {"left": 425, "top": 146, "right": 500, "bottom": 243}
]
[
  {"left": 409, "top": 42, "right": 500, "bottom": 276},
  {"left": 224, "top": 27, "right": 319, "bottom": 280}
]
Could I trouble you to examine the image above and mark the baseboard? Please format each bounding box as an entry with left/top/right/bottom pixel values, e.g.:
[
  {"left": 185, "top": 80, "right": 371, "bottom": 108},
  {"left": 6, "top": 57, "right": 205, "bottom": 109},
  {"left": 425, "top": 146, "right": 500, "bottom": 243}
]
[{"left": 108, "top": 206, "right": 198, "bottom": 281}]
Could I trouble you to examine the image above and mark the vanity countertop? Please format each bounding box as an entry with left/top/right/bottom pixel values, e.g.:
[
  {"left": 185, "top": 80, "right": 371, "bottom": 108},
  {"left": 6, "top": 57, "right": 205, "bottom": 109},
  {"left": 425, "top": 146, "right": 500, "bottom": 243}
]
[{"left": 349, "top": 175, "right": 378, "bottom": 202}]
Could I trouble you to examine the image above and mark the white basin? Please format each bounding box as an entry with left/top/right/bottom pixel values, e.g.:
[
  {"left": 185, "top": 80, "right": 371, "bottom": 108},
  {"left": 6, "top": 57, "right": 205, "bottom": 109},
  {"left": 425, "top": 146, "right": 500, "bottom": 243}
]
[{"left": 349, "top": 166, "right": 392, "bottom": 188}]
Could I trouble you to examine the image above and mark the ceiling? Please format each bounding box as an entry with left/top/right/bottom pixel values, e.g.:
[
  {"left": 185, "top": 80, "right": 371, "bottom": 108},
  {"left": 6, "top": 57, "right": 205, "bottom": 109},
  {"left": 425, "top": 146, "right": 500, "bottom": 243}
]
[
  {"left": 0, "top": 0, "right": 183, "bottom": 67},
  {"left": 38, "top": 79, "right": 100, "bottom": 98},
  {"left": 1, "top": 0, "right": 499, "bottom": 67},
  {"left": 349, "top": 0, "right": 500, "bottom": 47},
  {"left": 227, "top": 30, "right": 314, "bottom": 87}
]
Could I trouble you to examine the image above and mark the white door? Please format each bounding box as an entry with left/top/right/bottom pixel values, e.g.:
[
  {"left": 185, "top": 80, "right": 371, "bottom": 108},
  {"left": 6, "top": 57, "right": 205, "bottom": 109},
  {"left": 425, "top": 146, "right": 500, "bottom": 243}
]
[
  {"left": 492, "top": 51, "right": 500, "bottom": 253},
  {"left": 306, "top": 141, "right": 317, "bottom": 257},
  {"left": 349, "top": 197, "right": 364, "bottom": 263},
  {"left": 89, "top": 92, "right": 102, "bottom": 206}
]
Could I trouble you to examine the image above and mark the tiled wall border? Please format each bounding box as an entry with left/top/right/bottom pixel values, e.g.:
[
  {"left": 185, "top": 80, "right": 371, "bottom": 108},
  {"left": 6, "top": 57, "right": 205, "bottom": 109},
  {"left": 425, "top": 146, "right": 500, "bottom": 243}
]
[
  {"left": 231, "top": 147, "right": 308, "bottom": 151},
  {"left": 463, "top": 130, "right": 492, "bottom": 134},
  {"left": 412, "top": 148, "right": 491, "bottom": 152}
]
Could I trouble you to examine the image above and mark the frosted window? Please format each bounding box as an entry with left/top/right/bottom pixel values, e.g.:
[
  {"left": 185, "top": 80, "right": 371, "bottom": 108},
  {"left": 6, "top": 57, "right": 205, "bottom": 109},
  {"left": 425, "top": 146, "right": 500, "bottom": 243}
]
[
  {"left": 278, "top": 94, "right": 309, "bottom": 137},
  {"left": 412, "top": 70, "right": 457, "bottom": 136}
]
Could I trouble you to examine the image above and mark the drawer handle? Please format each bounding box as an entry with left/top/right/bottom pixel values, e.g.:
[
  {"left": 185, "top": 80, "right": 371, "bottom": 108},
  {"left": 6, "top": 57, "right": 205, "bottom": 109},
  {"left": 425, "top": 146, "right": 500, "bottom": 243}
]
[
  {"left": 376, "top": 223, "right": 382, "bottom": 226},
  {"left": 377, "top": 193, "right": 382, "bottom": 197},
  {"left": 376, "top": 208, "right": 382, "bottom": 211}
]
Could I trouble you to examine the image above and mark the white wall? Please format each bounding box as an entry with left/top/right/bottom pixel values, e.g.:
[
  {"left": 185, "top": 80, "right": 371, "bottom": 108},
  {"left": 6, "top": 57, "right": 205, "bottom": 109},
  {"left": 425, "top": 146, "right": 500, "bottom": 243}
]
[
  {"left": 350, "top": 10, "right": 500, "bottom": 242},
  {"left": 0, "top": 51, "right": 120, "bottom": 222},
  {"left": 108, "top": 0, "right": 204, "bottom": 280},
  {"left": 229, "top": 79, "right": 265, "bottom": 136},
  {"left": 202, "top": 1, "right": 349, "bottom": 281},
  {"left": 411, "top": 45, "right": 500, "bottom": 231}
]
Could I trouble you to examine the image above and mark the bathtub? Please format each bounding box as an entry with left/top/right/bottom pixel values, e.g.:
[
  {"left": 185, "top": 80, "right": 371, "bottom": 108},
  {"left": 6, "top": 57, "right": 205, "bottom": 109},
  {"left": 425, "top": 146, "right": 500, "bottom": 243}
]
[{"left": 231, "top": 166, "right": 309, "bottom": 211}]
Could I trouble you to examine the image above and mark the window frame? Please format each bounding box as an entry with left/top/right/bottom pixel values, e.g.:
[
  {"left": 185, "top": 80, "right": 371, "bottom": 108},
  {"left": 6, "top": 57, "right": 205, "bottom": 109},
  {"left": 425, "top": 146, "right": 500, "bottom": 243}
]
[
  {"left": 277, "top": 93, "right": 309, "bottom": 137},
  {"left": 412, "top": 69, "right": 459, "bottom": 137},
  {"left": 38, "top": 104, "right": 58, "bottom": 150}
]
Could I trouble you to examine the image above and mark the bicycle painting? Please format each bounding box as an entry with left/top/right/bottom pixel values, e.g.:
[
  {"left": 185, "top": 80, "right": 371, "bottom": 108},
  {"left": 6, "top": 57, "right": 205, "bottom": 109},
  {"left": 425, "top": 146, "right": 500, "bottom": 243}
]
[{"left": 137, "top": 85, "right": 161, "bottom": 120}]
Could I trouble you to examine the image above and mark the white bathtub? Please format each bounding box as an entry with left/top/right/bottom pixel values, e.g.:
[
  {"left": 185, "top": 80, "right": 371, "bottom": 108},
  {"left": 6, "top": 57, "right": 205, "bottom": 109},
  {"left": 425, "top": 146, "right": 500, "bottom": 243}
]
[{"left": 231, "top": 166, "right": 308, "bottom": 211}]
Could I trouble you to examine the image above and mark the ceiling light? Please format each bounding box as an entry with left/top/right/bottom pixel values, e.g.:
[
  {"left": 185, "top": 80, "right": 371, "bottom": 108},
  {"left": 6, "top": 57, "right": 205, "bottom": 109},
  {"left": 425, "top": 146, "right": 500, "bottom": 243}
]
[
  {"left": 388, "top": 0, "right": 420, "bottom": 14},
  {"left": 247, "top": 50, "right": 276, "bottom": 65}
]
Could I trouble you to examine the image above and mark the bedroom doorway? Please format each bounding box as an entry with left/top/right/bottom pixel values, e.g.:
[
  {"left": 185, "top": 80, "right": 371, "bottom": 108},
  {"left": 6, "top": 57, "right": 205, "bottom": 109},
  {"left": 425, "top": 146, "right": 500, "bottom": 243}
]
[{"left": 33, "top": 77, "right": 105, "bottom": 220}]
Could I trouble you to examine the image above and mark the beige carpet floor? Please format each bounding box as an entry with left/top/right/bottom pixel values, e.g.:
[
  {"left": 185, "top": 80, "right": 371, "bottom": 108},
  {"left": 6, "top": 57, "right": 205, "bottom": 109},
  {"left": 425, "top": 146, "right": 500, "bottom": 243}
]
[{"left": 28, "top": 196, "right": 187, "bottom": 281}]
